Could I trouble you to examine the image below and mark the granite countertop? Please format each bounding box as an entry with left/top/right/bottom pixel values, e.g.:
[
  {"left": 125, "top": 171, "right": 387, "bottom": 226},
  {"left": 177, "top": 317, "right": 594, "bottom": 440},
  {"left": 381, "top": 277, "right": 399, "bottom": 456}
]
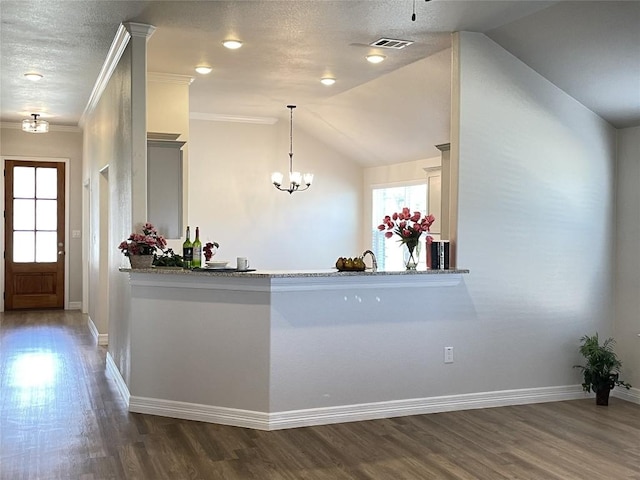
[{"left": 120, "top": 267, "right": 469, "bottom": 278}]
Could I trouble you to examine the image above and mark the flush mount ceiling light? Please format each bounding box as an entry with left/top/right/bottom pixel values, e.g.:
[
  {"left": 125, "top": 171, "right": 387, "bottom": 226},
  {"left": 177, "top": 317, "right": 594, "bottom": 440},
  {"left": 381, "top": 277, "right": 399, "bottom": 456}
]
[
  {"left": 222, "top": 39, "right": 243, "bottom": 50},
  {"left": 22, "top": 113, "right": 49, "bottom": 133},
  {"left": 366, "top": 54, "right": 386, "bottom": 64},
  {"left": 320, "top": 77, "right": 336, "bottom": 86},
  {"left": 271, "top": 105, "right": 313, "bottom": 194},
  {"left": 24, "top": 72, "right": 43, "bottom": 81},
  {"left": 195, "top": 65, "right": 213, "bottom": 74}
]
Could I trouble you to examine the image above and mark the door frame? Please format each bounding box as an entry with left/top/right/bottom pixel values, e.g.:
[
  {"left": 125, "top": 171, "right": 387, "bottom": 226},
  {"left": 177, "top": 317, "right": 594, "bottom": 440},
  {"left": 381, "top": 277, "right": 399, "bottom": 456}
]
[{"left": 1, "top": 156, "right": 71, "bottom": 312}]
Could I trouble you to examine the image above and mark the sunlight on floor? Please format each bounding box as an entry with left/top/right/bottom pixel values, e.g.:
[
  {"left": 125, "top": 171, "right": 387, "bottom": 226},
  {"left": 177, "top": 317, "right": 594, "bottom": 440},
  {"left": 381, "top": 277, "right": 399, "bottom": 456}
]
[{"left": 8, "top": 351, "right": 60, "bottom": 405}]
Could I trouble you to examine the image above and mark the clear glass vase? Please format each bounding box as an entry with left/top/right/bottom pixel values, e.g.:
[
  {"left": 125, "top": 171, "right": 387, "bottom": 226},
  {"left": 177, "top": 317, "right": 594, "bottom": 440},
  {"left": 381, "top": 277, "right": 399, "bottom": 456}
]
[{"left": 402, "top": 241, "right": 421, "bottom": 270}]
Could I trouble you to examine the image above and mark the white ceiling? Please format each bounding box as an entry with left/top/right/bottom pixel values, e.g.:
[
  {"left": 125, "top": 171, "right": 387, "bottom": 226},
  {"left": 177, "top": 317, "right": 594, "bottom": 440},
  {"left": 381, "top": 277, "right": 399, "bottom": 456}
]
[{"left": 1, "top": 1, "right": 638, "bottom": 166}]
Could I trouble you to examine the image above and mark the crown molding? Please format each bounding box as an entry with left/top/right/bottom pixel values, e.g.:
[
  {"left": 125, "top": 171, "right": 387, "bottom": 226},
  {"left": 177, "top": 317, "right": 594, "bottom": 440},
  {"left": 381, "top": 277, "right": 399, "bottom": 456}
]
[
  {"left": 79, "top": 22, "right": 156, "bottom": 128},
  {"left": 190, "top": 112, "right": 278, "bottom": 125},
  {"left": 1, "top": 122, "right": 82, "bottom": 133},
  {"left": 435, "top": 143, "right": 451, "bottom": 152},
  {"left": 148, "top": 72, "right": 194, "bottom": 85},
  {"left": 79, "top": 23, "right": 131, "bottom": 127},
  {"left": 123, "top": 22, "right": 157, "bottom": 39}
]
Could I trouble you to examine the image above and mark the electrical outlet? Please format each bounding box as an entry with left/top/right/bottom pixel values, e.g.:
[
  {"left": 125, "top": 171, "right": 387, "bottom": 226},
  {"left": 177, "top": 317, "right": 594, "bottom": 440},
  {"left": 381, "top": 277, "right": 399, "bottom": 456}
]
[{"left": 444, "top": 346, "right": 454, "bottom": 364}]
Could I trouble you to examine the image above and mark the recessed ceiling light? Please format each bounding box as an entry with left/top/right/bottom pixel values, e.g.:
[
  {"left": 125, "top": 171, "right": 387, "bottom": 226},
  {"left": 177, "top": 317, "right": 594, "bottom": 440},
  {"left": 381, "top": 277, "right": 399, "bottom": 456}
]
[
  {"left": 222, "top": 40, "right": 243, "bottom": 50},
  {"left": 366, "top": 54, "right": 386, "bottom": 64},
  {"left": 320, "top": 77, "right": 336, "bottom": 86},
  {"left": 195, "top": 65, "right": 213, "bottom": 75},
  {"left": 24, "top": 72, "right": 43, "bottom": 81}
]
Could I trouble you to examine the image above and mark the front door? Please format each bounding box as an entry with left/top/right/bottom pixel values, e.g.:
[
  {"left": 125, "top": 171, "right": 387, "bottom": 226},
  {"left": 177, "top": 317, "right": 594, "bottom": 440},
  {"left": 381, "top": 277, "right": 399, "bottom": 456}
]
[{"left": 4, "top": 160, "right": 65, "bottom": 310}]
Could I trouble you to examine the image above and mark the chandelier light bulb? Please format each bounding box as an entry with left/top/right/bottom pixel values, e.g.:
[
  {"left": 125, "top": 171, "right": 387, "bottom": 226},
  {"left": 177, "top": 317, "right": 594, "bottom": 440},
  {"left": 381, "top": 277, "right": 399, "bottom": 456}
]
[
  {"left": 303, "top": 173, "right": 314, "bottom": 186},
  {"left": 271, "top": 172, "right": 284, "bottom": 187},
  {"left": 289, "top": 171, "right": 302, "bottom": 186}
]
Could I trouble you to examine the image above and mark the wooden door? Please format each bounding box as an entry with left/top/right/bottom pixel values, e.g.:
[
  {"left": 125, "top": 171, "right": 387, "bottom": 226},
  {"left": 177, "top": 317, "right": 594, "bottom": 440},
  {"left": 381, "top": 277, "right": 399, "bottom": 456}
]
[{"left": 4, "top": 160, "right": 65, "bottom": 310}]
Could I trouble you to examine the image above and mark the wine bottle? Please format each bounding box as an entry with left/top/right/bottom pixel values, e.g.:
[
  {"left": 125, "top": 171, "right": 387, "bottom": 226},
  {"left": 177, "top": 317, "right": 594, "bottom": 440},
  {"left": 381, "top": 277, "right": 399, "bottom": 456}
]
[
  {"left": 182, "top": 226, "right": 193, "bottom": 269},
  {"left": 192, "top": 227, "right": 202, "bottom": 268}
]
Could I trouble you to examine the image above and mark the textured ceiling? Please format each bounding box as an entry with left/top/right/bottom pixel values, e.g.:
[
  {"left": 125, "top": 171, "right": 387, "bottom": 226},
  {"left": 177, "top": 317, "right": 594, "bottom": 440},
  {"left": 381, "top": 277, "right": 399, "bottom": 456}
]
[
  {"left": 487, "top": 1, "right": 640, "bottom": 129},
  {"left": 1, "top": 1, "right": 638, "bottom": 166}
]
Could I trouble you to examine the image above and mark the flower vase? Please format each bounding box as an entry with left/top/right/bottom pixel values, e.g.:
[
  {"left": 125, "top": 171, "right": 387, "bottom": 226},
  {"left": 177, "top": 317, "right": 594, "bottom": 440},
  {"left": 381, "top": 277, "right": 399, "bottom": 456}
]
[
  {"left": 403, "top": 241, "right": 421, "bottom": 270},
  {"left": 129, "top": 254, "right": 154, "bottom": 269}
]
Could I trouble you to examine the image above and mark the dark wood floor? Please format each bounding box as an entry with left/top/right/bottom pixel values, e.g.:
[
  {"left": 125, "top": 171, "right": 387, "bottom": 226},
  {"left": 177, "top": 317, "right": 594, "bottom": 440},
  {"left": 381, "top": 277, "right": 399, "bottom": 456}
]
[{"left": 1, "top": 310, "right": 639, "bottom": 480}]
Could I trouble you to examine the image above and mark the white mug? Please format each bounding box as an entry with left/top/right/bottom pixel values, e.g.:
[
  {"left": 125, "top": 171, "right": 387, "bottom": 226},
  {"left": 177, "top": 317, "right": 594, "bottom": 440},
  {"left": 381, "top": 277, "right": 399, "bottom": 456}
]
[{"left": 237, "top": 257, "right": 250, "bottom": 270}]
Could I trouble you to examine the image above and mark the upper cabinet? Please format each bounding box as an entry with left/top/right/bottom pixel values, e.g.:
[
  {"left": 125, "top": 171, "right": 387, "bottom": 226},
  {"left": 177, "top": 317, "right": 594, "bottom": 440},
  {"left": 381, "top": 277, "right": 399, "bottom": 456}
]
[{"left": 147, "top": 137, "right": 185, "bottom": 239}]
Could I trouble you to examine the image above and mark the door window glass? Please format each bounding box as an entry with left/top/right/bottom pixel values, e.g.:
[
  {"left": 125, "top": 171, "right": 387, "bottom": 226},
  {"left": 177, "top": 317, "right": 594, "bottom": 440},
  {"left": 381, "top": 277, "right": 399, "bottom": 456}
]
[
  {"left": 36, "top": 168, "right": 57, "bottom": 199},
  {"left": 12, "top": 166, "right": 58, "bottom": 263},
  {"left": 13, "top": 167, "right": 35, "bottom": 198},
  {"left": 35, "top": 232, "right": 57, "bottom": 262},
  {"left": 13, "top": 232, "right": 35, "bottom": 262},
  {"left": 13, "top": 199, "right": 35, "bottom": 230},
  {"left": 36, "top": 200, "right": 57, "bottom": 230}
]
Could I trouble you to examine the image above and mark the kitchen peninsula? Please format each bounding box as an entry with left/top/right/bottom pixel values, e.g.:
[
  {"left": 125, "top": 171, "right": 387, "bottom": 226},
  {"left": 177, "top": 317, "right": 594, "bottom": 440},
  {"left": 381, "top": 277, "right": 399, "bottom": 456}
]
[{"left": 113, "top": 268, "right": 469, "bottom": 430}]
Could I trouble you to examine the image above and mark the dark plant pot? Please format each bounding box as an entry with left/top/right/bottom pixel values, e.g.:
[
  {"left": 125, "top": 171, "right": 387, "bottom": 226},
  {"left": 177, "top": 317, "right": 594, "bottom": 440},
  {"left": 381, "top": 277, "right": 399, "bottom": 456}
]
[{"left": 595, "top": 388, "right": 611, "bottom": 406}]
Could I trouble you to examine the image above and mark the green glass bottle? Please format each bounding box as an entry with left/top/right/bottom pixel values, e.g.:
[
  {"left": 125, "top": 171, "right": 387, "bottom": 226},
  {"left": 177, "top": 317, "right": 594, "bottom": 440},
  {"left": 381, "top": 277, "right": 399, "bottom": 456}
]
[
  {"left": 182, "top": 226, "right": 193, "bottom": 269},
  {"left": 192, "top": 227, "right": 202, "bottom": 268}
]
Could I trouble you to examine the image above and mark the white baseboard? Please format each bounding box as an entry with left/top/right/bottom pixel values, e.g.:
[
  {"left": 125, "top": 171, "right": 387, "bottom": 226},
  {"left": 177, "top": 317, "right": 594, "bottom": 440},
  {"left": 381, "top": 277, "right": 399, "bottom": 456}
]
[
  {"left": 612, "top": 386, "right": 640, "bottom": 405},
  {"left": 87, "top": 315, "right": 108, "bottom": 346},
  {"left": 129, "top": 397, "right": 270, "bottom": 430},
  {"left": 68, "top": 301, "right": 82, "bottom": 310},
  {"left": 129, "top": 384, "right": 586, "bottom": 431},
  {"left": 106, "top": 352, "right": 130, "bottom": 406}
]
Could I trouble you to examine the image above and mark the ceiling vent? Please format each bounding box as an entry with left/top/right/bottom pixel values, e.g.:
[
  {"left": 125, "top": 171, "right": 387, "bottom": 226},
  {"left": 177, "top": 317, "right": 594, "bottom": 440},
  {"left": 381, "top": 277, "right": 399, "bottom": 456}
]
[{"left": 369, "top": 38, "right": 414, "bottom": 49}]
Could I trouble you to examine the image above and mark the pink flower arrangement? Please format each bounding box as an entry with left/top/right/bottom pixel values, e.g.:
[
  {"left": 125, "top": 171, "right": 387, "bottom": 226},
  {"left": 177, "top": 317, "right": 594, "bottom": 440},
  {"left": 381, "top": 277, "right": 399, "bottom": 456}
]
[
  {"left": 378, "top": 208, "right": 435, "bottom": 247},
  {"left": 118, "top": 222, "right": 167, "bottom": 256}
]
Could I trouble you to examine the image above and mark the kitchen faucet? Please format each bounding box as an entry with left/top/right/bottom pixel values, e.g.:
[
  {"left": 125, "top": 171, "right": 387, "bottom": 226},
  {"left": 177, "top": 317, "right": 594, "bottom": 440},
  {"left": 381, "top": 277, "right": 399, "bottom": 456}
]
[{"left": 362, "top": 250, "right": 378, "bottom": 272}]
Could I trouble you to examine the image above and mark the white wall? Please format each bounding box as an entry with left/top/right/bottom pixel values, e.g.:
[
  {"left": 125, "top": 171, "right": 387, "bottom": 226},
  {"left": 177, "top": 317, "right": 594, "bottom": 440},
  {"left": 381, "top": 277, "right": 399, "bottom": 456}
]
[
  {"left": 188, "top": 118, "right": 362, "bottom": 269},
  {"left": 615, "top": 126, "right": 640, "bottom": 388},
  {"left": 445, "top": 32, "right": 617, "bottom": 393},
  {"left": 82, "top": 25, "right": 152, "bottom": 372},
  {"left": 1, "top": 127, "right": 84, "bottom": 307},
  {"left": 83, "top": 43, "right": 135, "bottom": 376}
]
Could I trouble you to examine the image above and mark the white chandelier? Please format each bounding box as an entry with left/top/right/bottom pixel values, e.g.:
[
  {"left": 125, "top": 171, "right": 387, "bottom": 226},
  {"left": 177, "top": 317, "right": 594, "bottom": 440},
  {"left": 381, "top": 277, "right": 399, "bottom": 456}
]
[
  {"left": 271, "top": 105, "right": 313, "bottom": 194},
  {"left": 22, "top": 113, "right": 49, "bottom": 133}
]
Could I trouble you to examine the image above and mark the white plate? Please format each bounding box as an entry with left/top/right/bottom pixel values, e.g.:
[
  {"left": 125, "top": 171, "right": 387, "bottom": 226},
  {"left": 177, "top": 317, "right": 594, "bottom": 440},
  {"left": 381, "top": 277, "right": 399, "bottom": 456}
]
[{"left": 205, "top": 260, "right": 229, "bottom": 269}]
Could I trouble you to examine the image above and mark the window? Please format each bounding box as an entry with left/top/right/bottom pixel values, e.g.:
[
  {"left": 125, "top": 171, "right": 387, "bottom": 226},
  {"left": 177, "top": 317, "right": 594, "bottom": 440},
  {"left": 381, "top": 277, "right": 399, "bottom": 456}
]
[
  {"left": 371, "top": 183, "right": 427, "bottom": 271},
  {"left": 12, "top": 165, "right": 58, "bottom": 262}
]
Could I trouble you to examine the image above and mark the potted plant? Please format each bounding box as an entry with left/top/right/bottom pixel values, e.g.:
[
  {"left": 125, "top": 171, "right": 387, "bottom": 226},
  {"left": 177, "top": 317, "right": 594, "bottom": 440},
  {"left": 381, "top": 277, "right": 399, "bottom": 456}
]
[
  {"left": 153, "top": 248, "right": 184, "bottom": 269},
  {"left": 574, "top": 333, "right": 631, "bottom": 406},
  {"left": 118, "top": 222, "right": 167, "bottom": 269}
]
